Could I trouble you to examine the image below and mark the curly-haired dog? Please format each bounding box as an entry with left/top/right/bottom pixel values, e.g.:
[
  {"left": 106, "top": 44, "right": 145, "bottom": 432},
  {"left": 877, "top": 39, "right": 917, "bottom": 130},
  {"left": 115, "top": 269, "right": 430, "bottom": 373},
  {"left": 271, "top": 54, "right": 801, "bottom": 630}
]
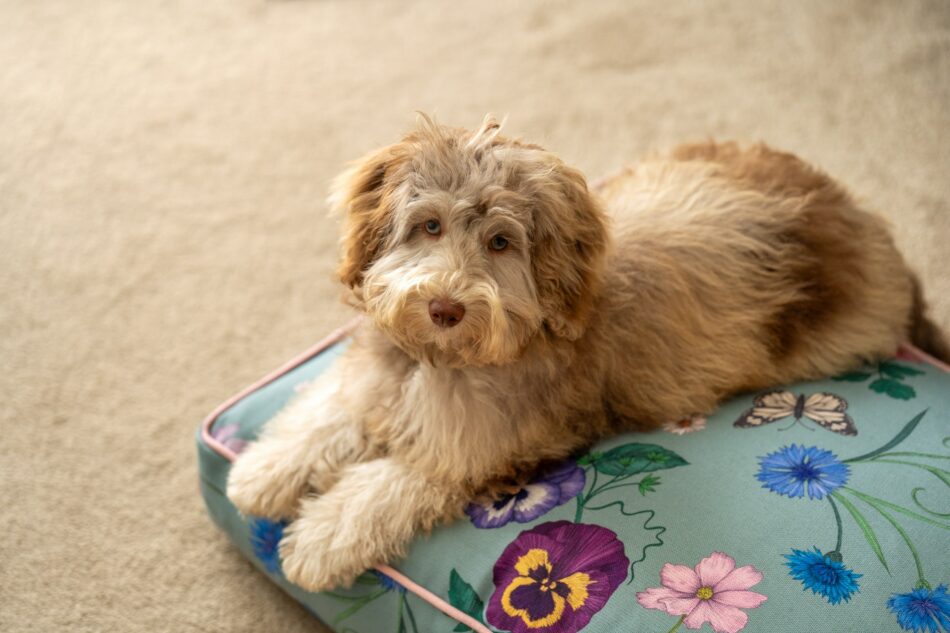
[{"left": 227, "top": 115, "right": 948, "bottom": 591}]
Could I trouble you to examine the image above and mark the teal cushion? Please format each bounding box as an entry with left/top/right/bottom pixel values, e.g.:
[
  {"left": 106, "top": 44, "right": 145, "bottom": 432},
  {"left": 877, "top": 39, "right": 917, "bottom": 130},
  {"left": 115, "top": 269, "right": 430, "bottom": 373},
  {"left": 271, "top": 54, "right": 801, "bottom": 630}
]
[{"left": 197, "top": 332, "right": 950, "bottom": 633}]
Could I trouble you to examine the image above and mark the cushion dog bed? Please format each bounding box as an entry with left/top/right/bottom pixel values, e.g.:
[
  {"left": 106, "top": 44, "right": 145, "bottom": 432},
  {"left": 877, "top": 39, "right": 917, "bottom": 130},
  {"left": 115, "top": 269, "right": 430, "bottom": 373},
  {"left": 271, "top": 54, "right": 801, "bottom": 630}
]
[{"left": 198, "top": 321, "right": 950, "bottom": 633}]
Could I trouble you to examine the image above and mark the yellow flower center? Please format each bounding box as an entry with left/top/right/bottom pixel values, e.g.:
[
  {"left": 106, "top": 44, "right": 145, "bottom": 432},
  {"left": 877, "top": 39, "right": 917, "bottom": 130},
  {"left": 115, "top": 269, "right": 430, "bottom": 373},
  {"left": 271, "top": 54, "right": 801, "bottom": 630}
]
[
  {"left": 696, "top": 586, "right": 714, "bottom": 600},
  {"left": 501, "top": 548, "right": 595, "bottom": 628}
]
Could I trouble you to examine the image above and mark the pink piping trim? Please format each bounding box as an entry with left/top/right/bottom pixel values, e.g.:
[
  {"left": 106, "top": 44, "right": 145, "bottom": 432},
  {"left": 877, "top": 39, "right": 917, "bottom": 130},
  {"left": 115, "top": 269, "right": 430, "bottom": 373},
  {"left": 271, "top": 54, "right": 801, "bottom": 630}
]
[
  {"left": 377, "top": 565, "right": 492, "bottom": 633},
  {"left": 200, "top": 318, "right": 361, "bottom": 460},
  {"left": 199, "top": 315, "right": 492, "bottom": 633},
  {"left": 897, "top": 341, "right": 950, "bottom": 372}
]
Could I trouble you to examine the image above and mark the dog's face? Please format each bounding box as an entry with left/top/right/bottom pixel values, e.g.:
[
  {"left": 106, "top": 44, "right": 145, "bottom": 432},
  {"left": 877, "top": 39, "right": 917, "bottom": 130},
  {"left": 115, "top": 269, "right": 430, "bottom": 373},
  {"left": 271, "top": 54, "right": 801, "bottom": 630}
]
[{"left": 332, "top": 116, "right": 609, "bottom": 367}]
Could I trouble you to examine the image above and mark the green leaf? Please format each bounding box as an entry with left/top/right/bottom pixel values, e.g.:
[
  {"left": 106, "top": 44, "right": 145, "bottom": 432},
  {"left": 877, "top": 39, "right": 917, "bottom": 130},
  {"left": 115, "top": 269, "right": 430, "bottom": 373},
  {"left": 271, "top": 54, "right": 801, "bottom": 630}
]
[
  {"left": 353, "top": 572, "right": 381, "bottom": 586},
  {"left": 845, "top": 409, "right": 928, "bottom": 463},
  {"left": 404, "top": 598, "right": 420, "bottom": 633},
  {"left": 833, "top": 371, "right": 872, "bottom": 382},
  {"left": 845, "top": 486, "right": 950, "bottom": 530},
  {"left": 593, "top": 443, "right": 688, "bottom": 476},
  {"left": 331, "top": 589, "right": 386, "bottom": 625},
  {"left": 448, "top": 569, "right": 484, "bottom": 631},
  {"left": 638, "top": 474, "right": 661, "bottom": 495},
  {"left": 832, "top": 492, "right": 889, "bottom": 572},
  {"left": 576, "top": 452, "right": 600, "bottom": 466},
  {"left": 869, "top": 378, "right": 916, "bottom": 400},
  {"left": 398, "top": 606, "right": 407, "bottom": 633},
  {"left": 879, "top": 361, "right": 925, "bottom": 379}
]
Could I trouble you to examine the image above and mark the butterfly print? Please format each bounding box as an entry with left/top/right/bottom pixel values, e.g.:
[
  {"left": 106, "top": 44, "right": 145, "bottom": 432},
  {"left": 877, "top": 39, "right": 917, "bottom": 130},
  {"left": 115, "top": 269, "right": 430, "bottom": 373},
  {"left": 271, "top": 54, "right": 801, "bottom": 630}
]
[{"left": 733, "top": 391, "right": 857, "bottom": 436}]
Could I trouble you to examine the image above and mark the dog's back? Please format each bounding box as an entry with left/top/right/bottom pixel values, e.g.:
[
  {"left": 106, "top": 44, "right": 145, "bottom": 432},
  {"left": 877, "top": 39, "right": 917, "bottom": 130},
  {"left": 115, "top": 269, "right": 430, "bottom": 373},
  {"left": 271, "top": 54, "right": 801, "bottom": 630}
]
[
  {"left": 670, "top": 141, "right": 949, "bottom": 364},
  {"left": 593, "top": 142, "right": 944, "bottom": 427}
]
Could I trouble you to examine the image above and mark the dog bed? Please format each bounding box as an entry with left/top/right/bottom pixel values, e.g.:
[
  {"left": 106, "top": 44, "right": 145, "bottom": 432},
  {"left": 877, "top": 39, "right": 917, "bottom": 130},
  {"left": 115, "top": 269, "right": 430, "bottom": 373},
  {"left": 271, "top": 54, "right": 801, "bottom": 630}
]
[{"left": 198, "top": 321, "right": 950, "bottom": 633}]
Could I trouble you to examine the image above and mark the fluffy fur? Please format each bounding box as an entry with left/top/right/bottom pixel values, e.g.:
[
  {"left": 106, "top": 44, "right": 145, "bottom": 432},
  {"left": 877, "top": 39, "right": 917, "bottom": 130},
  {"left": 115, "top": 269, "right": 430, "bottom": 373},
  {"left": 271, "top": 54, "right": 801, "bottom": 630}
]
[{"left": 227, "top": 115, "right": 947, "bottom": 591}]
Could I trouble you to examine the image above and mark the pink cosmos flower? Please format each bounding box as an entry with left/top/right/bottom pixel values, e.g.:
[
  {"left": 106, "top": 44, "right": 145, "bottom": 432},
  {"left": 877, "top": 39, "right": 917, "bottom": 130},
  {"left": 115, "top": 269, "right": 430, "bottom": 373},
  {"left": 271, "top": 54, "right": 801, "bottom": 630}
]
[
  {"left": 637, "top": 552, "right": 767, "bottom": 633},
  {"left": 662, "top": 415, "right": 707, "bottom": 436}
]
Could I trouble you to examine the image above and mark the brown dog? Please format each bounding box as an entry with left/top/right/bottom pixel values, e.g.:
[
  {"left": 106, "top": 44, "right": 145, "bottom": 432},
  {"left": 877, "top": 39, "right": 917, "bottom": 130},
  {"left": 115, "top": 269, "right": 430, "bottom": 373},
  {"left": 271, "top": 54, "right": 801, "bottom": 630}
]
[{"left": 227, "top": 115, "right": 947, "bottom": 591}]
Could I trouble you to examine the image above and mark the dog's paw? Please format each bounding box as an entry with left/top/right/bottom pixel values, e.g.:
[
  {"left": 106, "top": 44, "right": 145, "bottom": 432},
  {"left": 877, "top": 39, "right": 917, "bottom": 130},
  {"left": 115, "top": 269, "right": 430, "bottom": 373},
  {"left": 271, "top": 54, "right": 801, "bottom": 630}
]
[
  {"left": 226, "top": 449, "right": 303, "bottom": 520},
  {"left": 278, "top": 515, "right": 374, "bottom": 592}
]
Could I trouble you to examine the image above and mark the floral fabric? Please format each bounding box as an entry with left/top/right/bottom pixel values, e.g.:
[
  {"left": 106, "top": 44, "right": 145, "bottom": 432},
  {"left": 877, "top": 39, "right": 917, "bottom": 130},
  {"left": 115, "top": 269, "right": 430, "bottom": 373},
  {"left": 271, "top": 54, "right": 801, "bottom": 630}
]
[{"left": 197, "top": 345, "right": 950, "bottom": 633}]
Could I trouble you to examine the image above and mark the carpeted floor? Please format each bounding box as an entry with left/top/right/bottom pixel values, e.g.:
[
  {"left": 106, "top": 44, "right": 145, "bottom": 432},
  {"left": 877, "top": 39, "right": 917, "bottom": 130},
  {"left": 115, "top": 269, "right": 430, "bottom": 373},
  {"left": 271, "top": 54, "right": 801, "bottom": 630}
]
[{"left": 2, "top": 1, "right": 948, "bottom": 631}]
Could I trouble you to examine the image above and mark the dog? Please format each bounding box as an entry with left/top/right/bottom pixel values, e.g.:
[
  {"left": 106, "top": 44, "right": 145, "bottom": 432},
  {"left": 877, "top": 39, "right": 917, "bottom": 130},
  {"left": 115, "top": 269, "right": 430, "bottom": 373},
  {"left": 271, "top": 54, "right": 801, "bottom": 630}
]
[{"left": 226, "top": 115, "right": 948, "bottom": 592}]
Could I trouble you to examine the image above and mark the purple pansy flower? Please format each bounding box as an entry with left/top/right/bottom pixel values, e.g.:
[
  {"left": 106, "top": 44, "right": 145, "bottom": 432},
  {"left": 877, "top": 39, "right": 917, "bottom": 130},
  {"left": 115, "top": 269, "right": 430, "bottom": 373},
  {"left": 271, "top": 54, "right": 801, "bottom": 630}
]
[
  {"left": 466, "top": 462, "right": 586, "bottom": 529},
  {"left": 486, "top": 521, "right": 628, "bottom": 633},
  {"left": 211, "top": 423, "right": 248, "bottom": 454}
]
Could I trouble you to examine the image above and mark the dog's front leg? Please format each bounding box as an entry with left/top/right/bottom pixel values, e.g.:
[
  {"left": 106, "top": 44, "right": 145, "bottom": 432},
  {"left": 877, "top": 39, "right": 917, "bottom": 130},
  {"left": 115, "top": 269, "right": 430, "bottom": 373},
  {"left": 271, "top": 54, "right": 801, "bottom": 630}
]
[
  {"left": 278, "top": 457, "right": 462, "bottom": 591},
  {"left": 227, "top": 371, "right": 371, "bottom": 520}
]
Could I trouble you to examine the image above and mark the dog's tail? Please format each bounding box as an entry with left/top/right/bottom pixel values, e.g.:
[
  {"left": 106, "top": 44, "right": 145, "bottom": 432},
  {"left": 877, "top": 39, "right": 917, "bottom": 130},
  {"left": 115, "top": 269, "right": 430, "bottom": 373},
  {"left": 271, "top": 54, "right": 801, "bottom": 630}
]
[{"left": 909, "top": 274, "right": 950, "bottom": 363}]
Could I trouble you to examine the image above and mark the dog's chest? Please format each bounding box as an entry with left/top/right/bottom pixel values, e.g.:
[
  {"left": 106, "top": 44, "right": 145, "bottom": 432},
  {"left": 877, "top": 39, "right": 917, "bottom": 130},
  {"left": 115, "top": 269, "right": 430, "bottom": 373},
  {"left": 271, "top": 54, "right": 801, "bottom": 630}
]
[{"left": 375, "top": 364, "right": 515, "bottom": 465}]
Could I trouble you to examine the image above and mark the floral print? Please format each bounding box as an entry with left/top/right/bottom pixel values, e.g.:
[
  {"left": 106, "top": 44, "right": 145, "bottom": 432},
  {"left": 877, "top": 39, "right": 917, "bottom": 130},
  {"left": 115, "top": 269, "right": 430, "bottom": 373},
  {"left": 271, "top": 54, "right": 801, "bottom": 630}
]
[
  {"left": 663, "top": 415, "right": 707, "bottom": 435},
  {"left": 209, "top": 346, "right": 949, "bottom": 633},
  {"left": 887, "top": 584, "right": 950, "bottom": 632},
  {"left": 249, "top": 517, "right": 286, "bottom": 574},
  {"left": 486, "top": 521, "right": 628, "bottom": 633},
  {"left": 636, "top": 552, "right": 767, "bottom": 633},
  {"left": 466, "top": 462, "right": 586, "bottom": 529},
  {"left": 784, "top": 548, "right": 860, "bottom": 604},
  {"left": 370, "top": 569, "right": 405, "bottom": 594},
  {"left": 833, "top": 360, "right": 925, "bottom": 400},
  {"left": 733, "top": 391, "right": 857, "bottom": 435},
  {"left": 211, "top": 422, "right": 248, "bottom": 454},
  {"left": 755, "top": 408, "right": 950, "bottom": 633},
  {"left": 756, "top": 445, "right": 849, "bottom": 500}
]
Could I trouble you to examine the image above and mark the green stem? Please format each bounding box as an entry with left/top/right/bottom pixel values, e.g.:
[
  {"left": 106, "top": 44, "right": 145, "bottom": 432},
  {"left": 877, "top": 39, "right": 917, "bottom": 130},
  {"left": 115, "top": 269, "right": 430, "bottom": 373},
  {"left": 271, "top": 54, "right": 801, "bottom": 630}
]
[
  {"left": 862, "top": 458, "right": 950, "bottom": 484},
  {"left": 842, "top": 487, "right": 950, "bottom": 530},
  {"left": 867, "top": 457, "right": 950, "bottom": 472},
  {"left": 588, "top": 471, "right": 636, "bottom": 499},
  {"left": 911, "top": 487, "right": 950, "bottom": 518},
  {"left": 665, "top": 615, "right": 686, "bottom": 633},
  {"left": 331, "top": 589, "right": 387, "bottom": 624},
  {"left": 404, "top": 595, "right": 419, "bottom": 633},
  {"left": 397, "top": 589, "right": 404, "bottom": 623},
  {"left": 575, "top": 467, "right": 602, "bottom": 522},
  {"left": 324, "top": 591, "right": 377, "bottom": 602},
  {"left": 845, "top": 410, "right": 928, "bottom": 463},
  {"left": 874, "top": 452, "right": 950, "bottom": 461},
  {"left": 581, "top": 468, "right": 603, "bottom": 503},
  {"left": 844, "top": 488, "right": 926, "bottom": 585},
  {"left": 589, "top": 481, "right": 648, "bottom": 497},
  {"left": 831, "top": 491, "right": 889, "bottom": 571},
  {"left": 827, "top": 495, "right": 843, "bottom": 553}
]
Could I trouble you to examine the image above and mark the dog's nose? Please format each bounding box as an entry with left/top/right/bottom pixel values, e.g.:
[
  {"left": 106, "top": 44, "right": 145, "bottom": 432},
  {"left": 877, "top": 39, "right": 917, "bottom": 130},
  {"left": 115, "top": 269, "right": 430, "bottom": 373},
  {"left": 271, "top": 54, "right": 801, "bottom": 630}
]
[{"left": 428, "top": 298, "right": 465, "bottom": 328}]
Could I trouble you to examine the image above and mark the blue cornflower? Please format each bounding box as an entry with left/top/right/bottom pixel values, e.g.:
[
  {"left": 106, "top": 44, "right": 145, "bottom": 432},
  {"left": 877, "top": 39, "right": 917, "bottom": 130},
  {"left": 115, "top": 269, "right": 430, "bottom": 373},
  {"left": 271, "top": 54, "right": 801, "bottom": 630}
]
[
  {"left": 249, "top": 517, "right": 287, "bottom": 574},
  {"left": 784, "top": 547, "right": 861, "bottom": 604},
  {"left": 371, "top": 569, "right": 406, "bottom": 593},
  {"left": 888, "top": 584, "right": 950, "bottom": 632},
  {"left": 757, "top": 444, "right": 849, "bottom": 499}
]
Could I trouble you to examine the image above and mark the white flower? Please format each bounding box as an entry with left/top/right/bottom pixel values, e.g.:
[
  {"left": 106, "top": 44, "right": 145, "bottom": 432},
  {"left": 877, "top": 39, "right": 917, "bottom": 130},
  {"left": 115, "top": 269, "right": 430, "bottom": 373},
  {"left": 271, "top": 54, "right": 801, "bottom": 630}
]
[{"left": 663, "top": 415, "right": 707, "bottom": 435}]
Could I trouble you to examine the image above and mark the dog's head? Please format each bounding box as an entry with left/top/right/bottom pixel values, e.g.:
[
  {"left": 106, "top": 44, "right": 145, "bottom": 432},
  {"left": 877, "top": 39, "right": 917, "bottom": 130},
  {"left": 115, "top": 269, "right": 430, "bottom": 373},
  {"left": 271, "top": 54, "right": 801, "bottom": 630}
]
[{"left": 331, "top": 115, "right": 609, "bottom": 366}]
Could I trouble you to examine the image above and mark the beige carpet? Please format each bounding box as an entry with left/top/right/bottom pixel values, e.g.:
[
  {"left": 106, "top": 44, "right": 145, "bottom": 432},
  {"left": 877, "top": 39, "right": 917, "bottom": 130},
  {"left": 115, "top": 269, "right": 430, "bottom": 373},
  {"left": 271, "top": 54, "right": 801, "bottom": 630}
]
[{"left": 2, "top": 1, "right": 948, "bottom": 631}]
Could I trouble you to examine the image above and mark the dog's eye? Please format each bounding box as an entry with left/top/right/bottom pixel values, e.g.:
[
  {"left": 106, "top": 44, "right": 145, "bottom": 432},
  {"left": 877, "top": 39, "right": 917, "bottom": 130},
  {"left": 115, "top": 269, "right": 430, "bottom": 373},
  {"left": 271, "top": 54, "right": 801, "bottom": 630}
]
[
  {"left": 489, "top": 235, "right": 509, "bottom": 251},
  {"left": 424, "top": 219, "right": 441, "bottom": 236}
]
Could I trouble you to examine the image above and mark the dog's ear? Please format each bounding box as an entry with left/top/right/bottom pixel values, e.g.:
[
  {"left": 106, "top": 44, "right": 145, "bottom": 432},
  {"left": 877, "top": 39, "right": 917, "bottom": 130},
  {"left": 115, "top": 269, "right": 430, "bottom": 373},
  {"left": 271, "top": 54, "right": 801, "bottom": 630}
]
[
  {"left": 331, "top": 144, "right": 405, "bottom": 288},
  {"left": 529, "top": 157, "right": 610, "bottom": 340}
]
